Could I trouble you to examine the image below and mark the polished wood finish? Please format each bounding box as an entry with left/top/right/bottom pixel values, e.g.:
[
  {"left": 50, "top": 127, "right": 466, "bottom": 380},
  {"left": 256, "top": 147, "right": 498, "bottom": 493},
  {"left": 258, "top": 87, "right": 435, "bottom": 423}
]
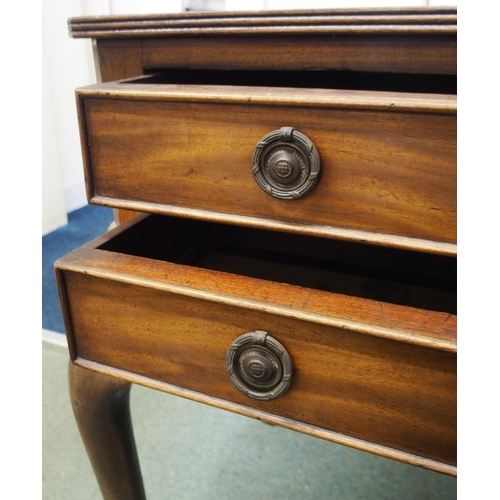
[
  {"left": 68, "top": 362, "right": 146, "bottom": 500},
  {"left": 93, "top": 39, "right": 143, "bottom": 84},
  {"left": 69, "top": 8, "right": 457, "bottom": 36},
  {"left": 141, "top": 35, "right": 456, "bottom": 75},
  {"left": 115, "top": 208, "right": 140, "bottom": 224},
  {"left": 56, "top": 214, "right": 456, "bottom": 472},
  {"left": 76, "top": 7, "right": 457, "bottom": 250},
  {"left": 62, "top": 9, "right": 457, "bottom": 495},
  {"left": 69, "top": 9, "right": 456, "bottom": 75},
  {"left": 91, "top": 38, "right": 144, "bottom": 225},
  {"left": 77, "top": 83, "right": 456, "bottom": 254}
]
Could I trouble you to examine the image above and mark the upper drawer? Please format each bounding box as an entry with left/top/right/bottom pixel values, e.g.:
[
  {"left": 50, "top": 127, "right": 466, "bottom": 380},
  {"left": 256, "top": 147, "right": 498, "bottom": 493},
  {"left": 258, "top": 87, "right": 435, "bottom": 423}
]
[{"left": 77, "top": 72, "right": 456, "bottom": 255}]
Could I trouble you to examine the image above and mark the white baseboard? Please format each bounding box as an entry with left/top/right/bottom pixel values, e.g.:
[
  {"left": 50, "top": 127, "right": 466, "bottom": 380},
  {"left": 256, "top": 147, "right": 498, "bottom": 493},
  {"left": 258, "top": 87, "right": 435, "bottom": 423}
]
[
  {"left": 42, "top": 216, "right": 68, "bottom": 237},
  {"left": 42, "top": 329, "right": 68, "bottom": 349},
  {"left": 64, "top": 179, "right": 88, "bottom": 214}
]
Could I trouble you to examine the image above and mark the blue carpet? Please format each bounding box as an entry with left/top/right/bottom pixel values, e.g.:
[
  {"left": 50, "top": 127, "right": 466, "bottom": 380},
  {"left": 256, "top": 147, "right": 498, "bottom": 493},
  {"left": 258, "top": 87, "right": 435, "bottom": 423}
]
[{"left": 42, "top": 205, "right": 114, "bottom": 334}]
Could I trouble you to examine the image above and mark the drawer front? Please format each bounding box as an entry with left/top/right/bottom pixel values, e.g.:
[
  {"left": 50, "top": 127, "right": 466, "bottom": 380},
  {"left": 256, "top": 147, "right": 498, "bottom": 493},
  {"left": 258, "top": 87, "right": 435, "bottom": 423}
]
[
  {"left": 61, "top": 270, "right": 456, "bottom": 468},
  {"left": 56, "top": 215, "right": 456, "bottom": 471},
  {"left": 77, "top": 84, "right": 456, "bottom": 254}
]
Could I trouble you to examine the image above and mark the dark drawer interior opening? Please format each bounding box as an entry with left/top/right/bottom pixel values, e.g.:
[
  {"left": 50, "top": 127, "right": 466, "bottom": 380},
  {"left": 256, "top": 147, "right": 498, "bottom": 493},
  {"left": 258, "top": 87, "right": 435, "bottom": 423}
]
[
  {"left": 132, "top": 69, "right": 456, "bottom": 95},
  {"left": 99, "top": 214, "right": 457, "bottom": 315}
]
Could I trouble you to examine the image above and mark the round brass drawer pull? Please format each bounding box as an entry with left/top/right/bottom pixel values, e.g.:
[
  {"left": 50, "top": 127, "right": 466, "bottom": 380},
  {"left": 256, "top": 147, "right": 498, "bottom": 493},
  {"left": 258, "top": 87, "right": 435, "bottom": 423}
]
[
  {"left": 226, "top": 330, "right": 293, "bottom": 401},
  {"left": 251, "top": 127, "right": 320, "bottom": 200}
]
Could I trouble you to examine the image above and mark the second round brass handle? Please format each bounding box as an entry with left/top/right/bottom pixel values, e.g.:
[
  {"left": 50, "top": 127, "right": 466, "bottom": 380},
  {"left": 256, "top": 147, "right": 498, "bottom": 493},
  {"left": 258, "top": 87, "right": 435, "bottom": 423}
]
[
  {"left": 251, "top": 127, "right": 320, "bottom": 200},
  {"left": 226, "top": 330, "right": 293, "bottom": 402}
]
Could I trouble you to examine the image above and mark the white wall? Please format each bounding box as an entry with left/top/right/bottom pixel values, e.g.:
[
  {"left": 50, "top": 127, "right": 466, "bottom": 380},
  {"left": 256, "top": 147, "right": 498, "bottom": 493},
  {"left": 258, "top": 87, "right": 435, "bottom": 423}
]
[
  {"left": 42, "top": 0, "right": 184, "bottom": 236},
  {"left": 225, "top": 0, "right": 455, "bottom": 10},
  {"left": 42, "top": 0, "right": 96, "bottom": 235},
  {"left": 42, "top": 0, "right": 456, "bottom": 235},
  {"left": 42, "top": 48, "right": 68, "bottom": 234}
]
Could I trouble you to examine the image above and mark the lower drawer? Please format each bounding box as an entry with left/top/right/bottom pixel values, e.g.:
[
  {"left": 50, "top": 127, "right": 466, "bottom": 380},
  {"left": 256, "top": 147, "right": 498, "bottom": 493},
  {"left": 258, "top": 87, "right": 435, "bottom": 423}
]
[{"left": 55, "top": 213, "right": 456, "bottom": 474}]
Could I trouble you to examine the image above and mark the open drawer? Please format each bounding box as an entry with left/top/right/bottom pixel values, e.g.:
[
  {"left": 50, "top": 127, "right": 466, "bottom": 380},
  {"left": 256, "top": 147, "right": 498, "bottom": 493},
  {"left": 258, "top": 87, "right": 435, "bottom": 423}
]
[
  {"left": 76, "top": 70, "right": 456, "bottom": 256},
  {"left": 56, "top": 213, "right": 456, "bottom": 474}
]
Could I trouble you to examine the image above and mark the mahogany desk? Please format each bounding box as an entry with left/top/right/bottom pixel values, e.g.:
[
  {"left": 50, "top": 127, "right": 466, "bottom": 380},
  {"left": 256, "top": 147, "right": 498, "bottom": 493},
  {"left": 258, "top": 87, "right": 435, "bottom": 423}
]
[{"left": 56, "top": 8, "right": 457, "bottom": 499}]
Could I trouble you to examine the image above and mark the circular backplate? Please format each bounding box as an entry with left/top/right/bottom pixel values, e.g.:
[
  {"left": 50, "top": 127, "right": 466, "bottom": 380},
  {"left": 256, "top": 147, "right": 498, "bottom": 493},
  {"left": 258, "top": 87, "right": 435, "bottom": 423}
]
[
  {"left": 251, "top": 127, "right": 320, "bottom": 200},
  {"left": 226, "top": 330, "right": 293, "bottom": 401}
]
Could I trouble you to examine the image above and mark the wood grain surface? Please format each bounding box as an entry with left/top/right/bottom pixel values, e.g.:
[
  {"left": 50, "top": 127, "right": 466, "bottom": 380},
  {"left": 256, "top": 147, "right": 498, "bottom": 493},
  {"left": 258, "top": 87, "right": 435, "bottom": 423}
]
[
  {"left": 69, "top": 8, "right": 456, "bottom": 74},
  {"left": 68, "top": 363, "right": 146, "bottom": 500},
  {"left": 141, "top": 35, "right": 456, "bottom": 75},
  {"left": 55, "top": 215, "right": 456, "bottom": 471},
  {"left": 91, "top": 39, "right": 145, "bottom": 224},
  {"left": 77, "top": 85, "right": 456, "bottom": 252},
  {"left": 64, "top": 9, "right": 457, "bottom": 482},
  {"left": 69, "top": 8, "right": 457, "bottom": 37}
]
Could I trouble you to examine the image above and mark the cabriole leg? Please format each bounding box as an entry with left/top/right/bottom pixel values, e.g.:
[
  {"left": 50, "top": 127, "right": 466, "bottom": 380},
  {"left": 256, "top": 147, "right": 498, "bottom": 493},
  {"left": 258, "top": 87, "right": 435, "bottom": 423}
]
[{"left": 68, "top": 362, "right": 147, "bottom": 500}]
